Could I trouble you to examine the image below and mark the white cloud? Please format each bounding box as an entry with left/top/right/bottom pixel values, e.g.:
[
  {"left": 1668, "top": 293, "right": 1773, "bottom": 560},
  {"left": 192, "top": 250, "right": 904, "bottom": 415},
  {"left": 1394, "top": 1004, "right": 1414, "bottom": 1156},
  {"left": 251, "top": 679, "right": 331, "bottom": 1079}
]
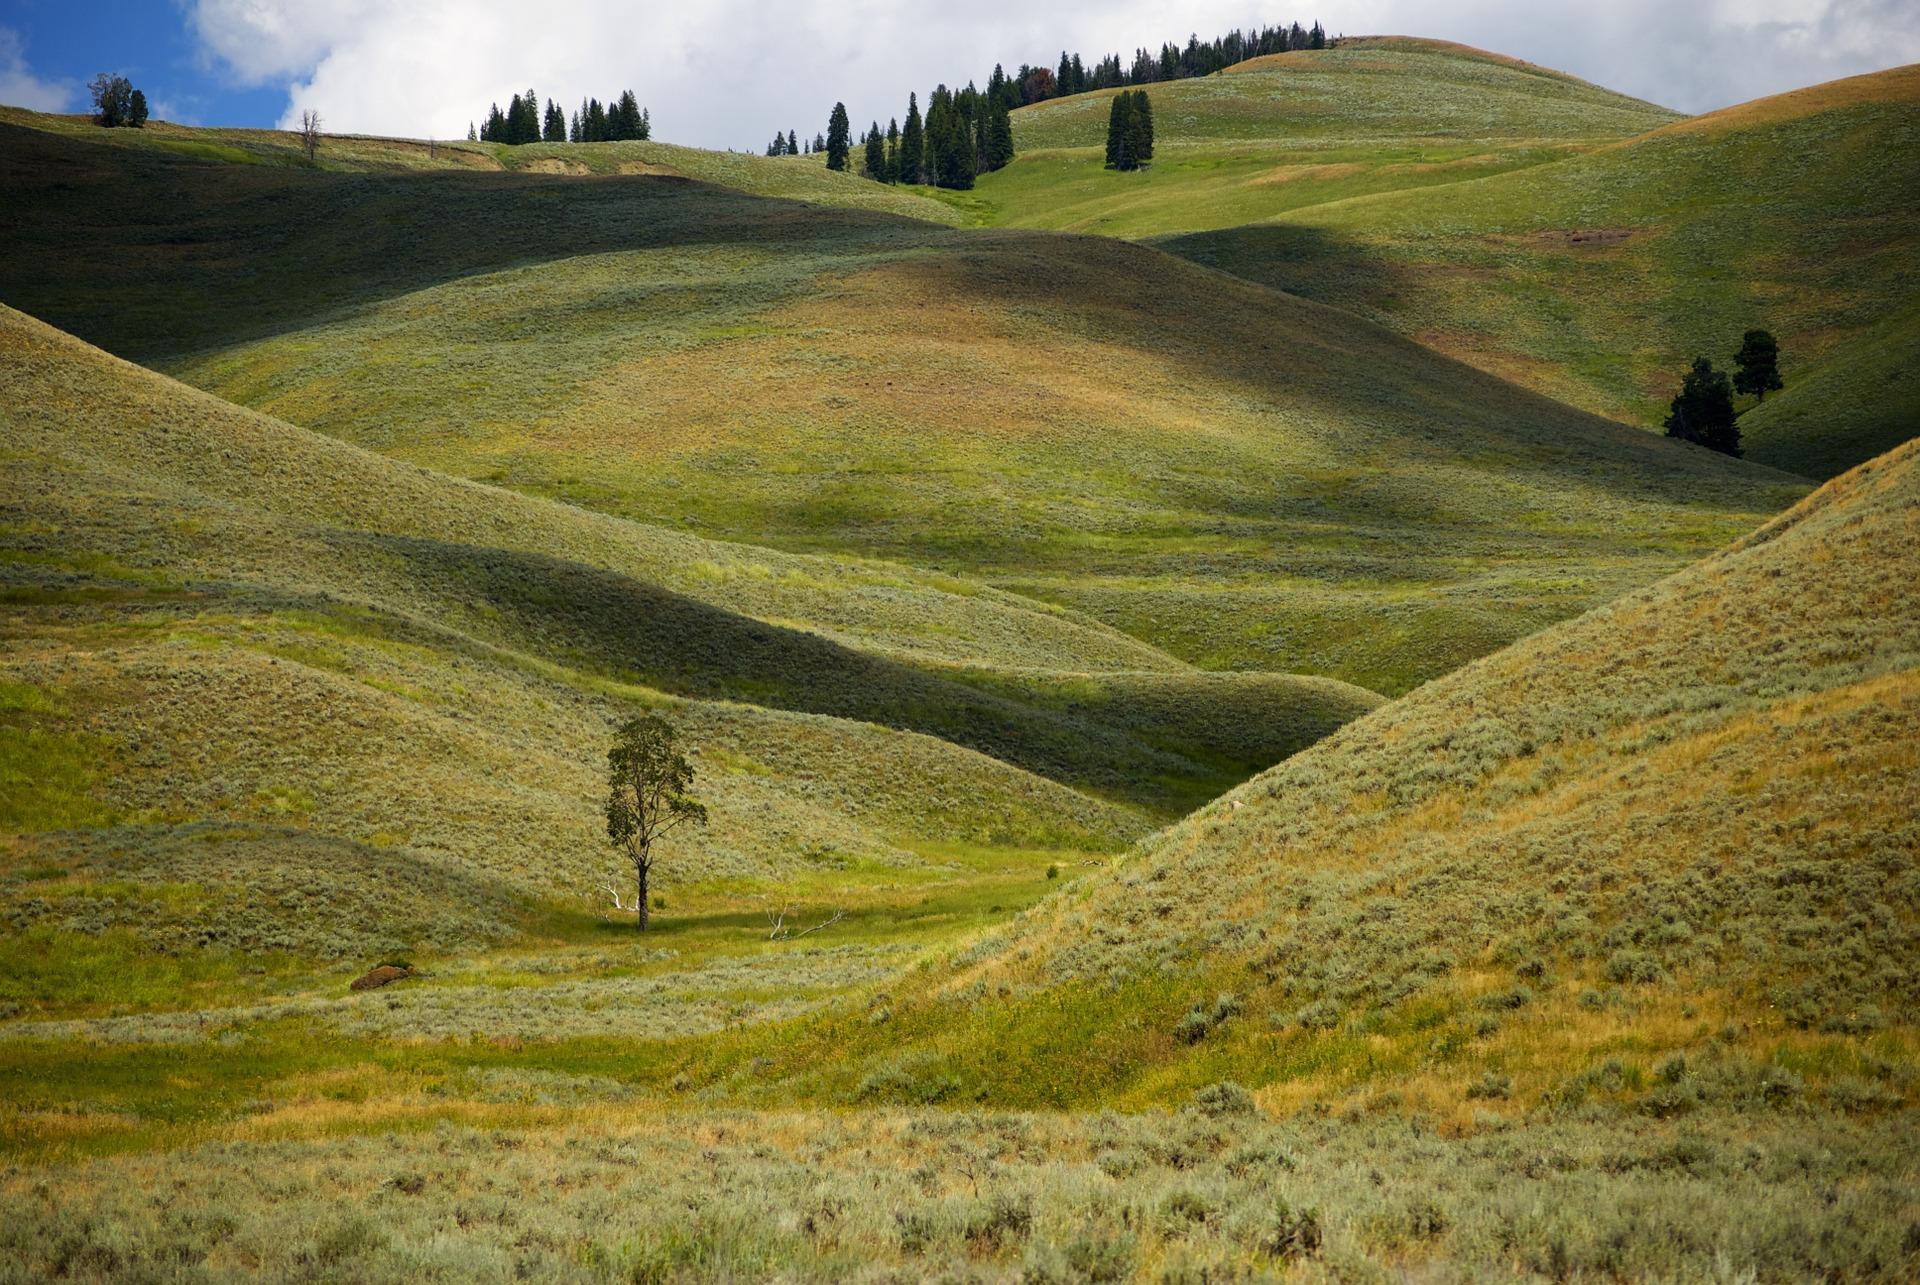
[
  {"left": 184, "top": 0, "right": 1920, "bottom": 147},
  {"left": 0, "top": 27, "right": 74, "bottom": 112}
]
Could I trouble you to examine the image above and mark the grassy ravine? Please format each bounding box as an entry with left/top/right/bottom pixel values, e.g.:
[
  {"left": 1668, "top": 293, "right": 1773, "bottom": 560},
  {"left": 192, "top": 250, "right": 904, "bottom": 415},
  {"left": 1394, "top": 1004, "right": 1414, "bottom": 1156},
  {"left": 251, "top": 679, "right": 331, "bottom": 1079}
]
[
  {"left": 0, "top": 110, "right": 1803, "bottom": 695},
  {"left": 719, "top": 441, "right": 1920, "bottom": 1131},
  {"left": 973, "top": 42, "right": 1918, "bottom": 479}
]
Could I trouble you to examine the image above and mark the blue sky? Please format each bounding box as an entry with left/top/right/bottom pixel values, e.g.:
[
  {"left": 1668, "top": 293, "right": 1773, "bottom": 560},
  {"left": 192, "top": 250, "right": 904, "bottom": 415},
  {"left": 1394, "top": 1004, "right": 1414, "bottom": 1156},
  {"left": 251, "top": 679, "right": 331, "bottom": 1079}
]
[
  {"left": 0, "top": 0, "right": 279, "bottom": 125},
  {"left": 3, "top": 1, "right": 1916, "bottom": 149}
]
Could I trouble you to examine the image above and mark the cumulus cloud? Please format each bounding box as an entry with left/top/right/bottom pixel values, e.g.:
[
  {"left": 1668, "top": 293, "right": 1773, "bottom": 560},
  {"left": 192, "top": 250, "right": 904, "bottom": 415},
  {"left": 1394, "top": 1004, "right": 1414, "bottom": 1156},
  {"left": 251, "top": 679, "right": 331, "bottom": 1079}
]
[
  {"left": 0, "top": 27, "right": 74, "bottom": 112},
  {"left": 184, "top": 0, "right": 1920, "bottom": 146}
]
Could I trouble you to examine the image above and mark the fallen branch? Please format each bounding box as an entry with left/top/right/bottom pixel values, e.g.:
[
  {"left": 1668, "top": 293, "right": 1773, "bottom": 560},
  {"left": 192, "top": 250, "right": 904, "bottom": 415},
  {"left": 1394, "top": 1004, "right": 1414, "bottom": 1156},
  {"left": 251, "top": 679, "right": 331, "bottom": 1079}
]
[{"left": 765, "top": 906, "right": 849, "bottom": 941}]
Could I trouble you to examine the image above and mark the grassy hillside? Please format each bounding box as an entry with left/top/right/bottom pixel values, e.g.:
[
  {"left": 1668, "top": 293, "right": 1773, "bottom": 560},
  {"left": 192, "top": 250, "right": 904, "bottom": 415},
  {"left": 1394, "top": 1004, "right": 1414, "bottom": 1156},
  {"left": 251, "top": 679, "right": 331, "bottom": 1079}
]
[
  {"left": 1159, "top": 62, "right": 1920, "bottom": 476},
  {"left": 0, "top": 116, "right": 1803, "bottom": 695},
  {"left": 0, "top": 302, "right": 1409, "bottom": 1039},
  {"left": 170, "top": 227, "right": 1803, "bottom": 694},
  {"left": 969, "top": 38, "right": 1678, "bottom": 238},
  {"left": 788, "top": 438, "right": 1920, "bottom": 1116},
  {"left": 0, "top": 105, "right": 960, "bottom": 223}
]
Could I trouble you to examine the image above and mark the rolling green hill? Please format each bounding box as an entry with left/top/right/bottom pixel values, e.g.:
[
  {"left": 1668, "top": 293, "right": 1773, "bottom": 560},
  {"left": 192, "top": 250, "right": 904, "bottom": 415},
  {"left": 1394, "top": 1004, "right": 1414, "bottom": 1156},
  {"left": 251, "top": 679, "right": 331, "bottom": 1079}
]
[
  {"left": 1145, "top": 60, "right": 1920, "bottom": 477},
  {"left": 0, "top": 113, "right": 1804, "bottom": 697},
  {"left": 0, "top": 104, "right": 960, "bottom": 223},
  {"left": 0, "top": 302, "right": 1401, "bottom": 1028},
  {"left": 973, "top": 37, "right": 1679, "bottom": 238},
  {"left": 801, "top": 437, "right": 1920, "bottom": 1115}
]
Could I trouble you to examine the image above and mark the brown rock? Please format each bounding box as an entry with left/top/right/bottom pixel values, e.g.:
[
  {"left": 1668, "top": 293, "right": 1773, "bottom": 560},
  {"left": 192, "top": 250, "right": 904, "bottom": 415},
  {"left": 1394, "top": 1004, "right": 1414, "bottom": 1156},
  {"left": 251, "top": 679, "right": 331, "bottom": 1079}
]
[{"left": 349, "top": 964, "right": 413, "bottom": 992}]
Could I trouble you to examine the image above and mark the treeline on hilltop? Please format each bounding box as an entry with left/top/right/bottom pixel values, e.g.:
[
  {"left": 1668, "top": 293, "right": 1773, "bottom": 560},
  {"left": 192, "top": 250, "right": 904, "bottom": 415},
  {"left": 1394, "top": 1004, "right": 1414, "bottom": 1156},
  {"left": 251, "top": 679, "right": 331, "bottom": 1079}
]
[
  {"left": 473, "top": 89, "right": 650, "bottom": 144},
  {"left": 1021, "top": 20, "right": 1327, "bottom": 104},
  {"left": 807, "top": 19, "right": 1323, "bottom": 190}
]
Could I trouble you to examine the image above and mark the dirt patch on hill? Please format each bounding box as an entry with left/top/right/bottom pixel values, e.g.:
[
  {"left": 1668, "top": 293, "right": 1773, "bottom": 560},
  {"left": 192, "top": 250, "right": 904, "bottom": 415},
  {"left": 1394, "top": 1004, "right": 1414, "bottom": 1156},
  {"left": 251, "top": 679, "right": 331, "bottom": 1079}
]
[
  {"left": 519, "top": 158, "right": 592, "bottom": 176},
  {"left": 1524, "top": 227, "right": 1640, "bottom": 247},
  {"left": 616, "top": 160, "right": 682, "bottom": 177}
]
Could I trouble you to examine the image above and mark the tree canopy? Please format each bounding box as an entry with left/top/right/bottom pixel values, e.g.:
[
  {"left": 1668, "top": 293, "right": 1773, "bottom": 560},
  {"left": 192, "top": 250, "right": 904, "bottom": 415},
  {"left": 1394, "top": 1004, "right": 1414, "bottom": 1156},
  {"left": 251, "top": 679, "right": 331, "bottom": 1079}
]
[
  {"left": 1734, "top": 329, "right": 1784, "bottom": 403},
  {"left": 1105, "top": 90, "right": 1154, "bottom": 170},
  {"left": 603, "top": 715, "right": 706, "bottom": 932},
  {"left": 1665, "top": 357, "right": 1741, "bottom": 457},
  {"left": 88, "top": 74, "right": 146, "bottom": 129}
]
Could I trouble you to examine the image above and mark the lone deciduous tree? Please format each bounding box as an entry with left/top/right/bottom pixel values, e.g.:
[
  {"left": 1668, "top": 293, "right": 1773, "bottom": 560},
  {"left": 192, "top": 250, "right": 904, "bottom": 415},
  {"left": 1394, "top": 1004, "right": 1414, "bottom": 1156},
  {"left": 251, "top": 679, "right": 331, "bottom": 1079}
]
[
  {"left": 603, "top": 715, "right": 706, "bottom": 932},
  {"left": 1733, "top": 329, "right": 1783, "bottom": 403},
  {"left": 299, "top": 109, "right": 322, "bottom": 162}
]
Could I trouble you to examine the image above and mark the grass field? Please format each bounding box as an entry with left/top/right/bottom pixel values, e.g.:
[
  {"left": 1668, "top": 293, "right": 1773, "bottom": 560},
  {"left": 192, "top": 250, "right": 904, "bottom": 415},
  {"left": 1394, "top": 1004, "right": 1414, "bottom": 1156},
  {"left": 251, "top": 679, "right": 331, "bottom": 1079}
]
[
  {"left": 973, "top": 38, "right": 1677, "bottom": 239},
  {"left": 0, "top": 111, "right": 1805, "bottom": 696},
  {"left": 964, "top": 41, "right": 1918, "bottom": 480}
]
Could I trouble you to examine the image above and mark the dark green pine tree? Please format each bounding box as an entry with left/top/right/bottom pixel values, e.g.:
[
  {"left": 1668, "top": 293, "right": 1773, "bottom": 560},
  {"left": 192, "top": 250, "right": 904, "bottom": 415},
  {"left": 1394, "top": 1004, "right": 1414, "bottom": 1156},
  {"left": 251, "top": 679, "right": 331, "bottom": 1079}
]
[
  {"left": 585, "top": 98, "right": 608, "bottom": 142},
  {"left": 899, "top": 92, "right": 924, "bottom": 184},
  {"left": 1733, "top": 329, "right": 1783, "bottom": 403},
  {"left": 1665, "top": 357, "right": 1740, "bottom": 456},
  {"left": 950, "top": 108, "right": 977, "bottom": 186},
  {"left": 482, "top": 103, "right": 505, "bottom": 142},
  {"left": 885, "top": 118, "right": 900, "bottom": 182},
  {"left": 825, "top": 101, "right": 851, "bottom": 170},
  {"left": 128, "top": 88, "right": 148, "bottom": 127},
  {"left": 787, "top": 128, "right": 799, "bottom": 155},
  {"left": 987, "top": 99, "right": 1014, "bottom": 170},
  {"left": 543, "top": 98, "right": 566, "bottom": 142},
  {"left": 614, "top": 90, "right": 643, "bottom": 141},
  {"left": 1104, "top": 92, "right": 1127, "bottom": 168},
  {"left": 863, "top": 121, "right": 885, "bottom": 179},
  {"left": 1129, "top": 89, "right": 1153, "bottom": 164},
  {"left": 1057, "top": 52, "right": 1072, "bottom": 95}
]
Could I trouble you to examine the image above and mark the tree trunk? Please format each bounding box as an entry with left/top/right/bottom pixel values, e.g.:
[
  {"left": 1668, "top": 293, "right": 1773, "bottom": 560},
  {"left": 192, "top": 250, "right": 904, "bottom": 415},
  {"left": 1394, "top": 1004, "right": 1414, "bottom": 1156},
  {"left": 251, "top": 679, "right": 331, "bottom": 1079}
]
[{"left": 636, "top": 858, "right": 650, "bottom": 931}]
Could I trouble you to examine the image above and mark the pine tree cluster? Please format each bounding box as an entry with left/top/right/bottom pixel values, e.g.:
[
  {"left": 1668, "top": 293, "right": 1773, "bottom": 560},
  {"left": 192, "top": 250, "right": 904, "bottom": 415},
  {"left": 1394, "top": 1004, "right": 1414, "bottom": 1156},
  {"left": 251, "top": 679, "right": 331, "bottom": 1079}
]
[
  {"left": 1019, "top": 20, "right": 1326, "bottom": 107},
  {"left": 1664, "top": 329, "right": 1783, "bottom": 458},
  {"left": 1104, "top": 90, "right": 1155, "bottom": 170},
  {"left": 850, "top": 84, "right": 1012, "bottom": 190},
  {"left": 819, "top": 19, "right": 1321, "bottom": 189},
  {"left": 475, "top": 89, "right": 649, "bottom": 145}
]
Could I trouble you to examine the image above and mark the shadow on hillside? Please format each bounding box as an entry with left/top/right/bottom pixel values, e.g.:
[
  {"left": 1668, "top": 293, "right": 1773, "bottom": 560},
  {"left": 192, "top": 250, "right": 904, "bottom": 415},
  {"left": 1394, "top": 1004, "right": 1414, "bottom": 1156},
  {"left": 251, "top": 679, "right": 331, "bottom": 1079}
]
[
  {"left": 1153, "top": 222, "right": 1406, "bottom": 315},
  {"left": 0, "top": 122, "right": 940, "bottom": 362},
  {"left": 350, "top": 531, "right": 1201, "bottom": 803}
]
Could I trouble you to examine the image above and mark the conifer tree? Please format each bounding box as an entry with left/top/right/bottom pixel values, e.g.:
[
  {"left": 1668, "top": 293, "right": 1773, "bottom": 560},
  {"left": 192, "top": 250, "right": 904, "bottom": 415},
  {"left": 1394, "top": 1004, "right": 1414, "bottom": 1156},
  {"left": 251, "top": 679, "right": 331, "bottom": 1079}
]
[
  {"left": 1665, "top": 357, "right": 1740, "bottom": 456},
  {"left": 987, "top": 99, "right": 1014, "bottom": 170},
  {"left": 825, "top": 101, "right": 851, "bottom": 171},
  {"left": 1733, "top": 329, "right": 1783, "bottom": 402},
  {"left": 128, "top": 88, "right": 148, "bottom": 127},
  {"left": 611, "top": 90, "right": 642, "bottom": 141},
  {"left": 863, "top": 121, "right": 885, "bottom": 179},
  {"left": 543, "top": 98, "right": 566, "bottom": 142},
  {"left": 787, "top": 128, "right": 799, "bottom": 155},
  {"left": 885, "top": 118, "right": 900, "bottom": 182},
  {"left": 1131, "top": 89, "right": 1154, "bottom": 163},
  {"left": 900, "top": 92, "right": 924, "bottom": 184},
  {"left": 585, "top": 98, "right": 608, "bottom": 142}
]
